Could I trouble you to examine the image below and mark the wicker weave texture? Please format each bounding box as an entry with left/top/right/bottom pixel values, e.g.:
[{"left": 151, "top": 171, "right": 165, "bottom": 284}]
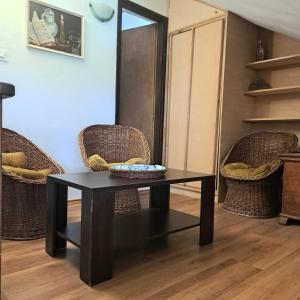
[
  {"left": 79, "top": 125, "right": 151, "bottom": 214},
  {"left": 221, "top": 132, "right": 298, "bottom": 218},
  {"left": 2, "top": 128, "right": 64, "bottom": 240}
]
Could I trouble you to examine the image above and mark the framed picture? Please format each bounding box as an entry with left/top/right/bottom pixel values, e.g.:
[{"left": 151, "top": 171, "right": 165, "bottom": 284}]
[{"left": 27, "top": 0, "right": 84, "bottom": 58}]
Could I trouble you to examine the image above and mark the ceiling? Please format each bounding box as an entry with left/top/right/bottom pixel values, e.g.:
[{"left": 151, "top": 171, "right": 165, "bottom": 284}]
[{"left": 203, "top": 0, "right": 300, "bottom": 41}]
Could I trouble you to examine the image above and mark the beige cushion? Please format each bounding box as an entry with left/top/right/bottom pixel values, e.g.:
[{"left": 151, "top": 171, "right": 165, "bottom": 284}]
[
  {"left": 224, "top": 160, "right": 280, "bottom": 178},
  {"left": 2, "top": 152, "right": 27, "bottom": 168},
  {"left": 3, "top": 166, "right": 51, "bottom": 180},
  {"left": 88, "top": 154, "right": 145, "bottom": 171}
]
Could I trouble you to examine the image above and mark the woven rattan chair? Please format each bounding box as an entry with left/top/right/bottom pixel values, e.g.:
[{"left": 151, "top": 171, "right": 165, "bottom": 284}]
[
  {"left": 220, "top": 132, "right": 298, "bottom": 218},
  {"left": 79, "top": 125, "right": 151, "bottom": 214},
  {"left": 2, "top": 128, "right": 64, "bottom": 240}
]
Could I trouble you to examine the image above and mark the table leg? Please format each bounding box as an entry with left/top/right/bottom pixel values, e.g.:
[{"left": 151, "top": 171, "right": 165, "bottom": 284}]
[
  {"left": 150, "top": 185, "right": 170, "bottom": 210},
  {"left": 46, "top": 180, "right": 68, "bottom": 257},
  {"left": 200, "top": 176, "right": 215, "bottom": 246},
  {"left": 80, "top": 189, "right": 115, "bottom": 286}
]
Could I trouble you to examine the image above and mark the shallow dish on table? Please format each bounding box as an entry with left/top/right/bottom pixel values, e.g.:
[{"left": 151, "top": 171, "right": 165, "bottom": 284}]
[{"left": 109, "top": 164, "right": 167, "bottom": 179}]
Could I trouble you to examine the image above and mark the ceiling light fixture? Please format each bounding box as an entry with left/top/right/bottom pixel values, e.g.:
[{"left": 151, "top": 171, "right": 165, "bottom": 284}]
[{"left": 89, "top": 0, "right": 115, "bottom": 22}]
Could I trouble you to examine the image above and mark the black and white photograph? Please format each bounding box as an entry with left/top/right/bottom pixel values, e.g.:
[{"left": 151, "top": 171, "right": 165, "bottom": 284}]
[{"left": 28, "top": 0, "right": 84, "bottom": 58}]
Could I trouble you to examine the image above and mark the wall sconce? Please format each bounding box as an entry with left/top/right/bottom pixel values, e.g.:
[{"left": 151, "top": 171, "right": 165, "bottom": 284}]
[{"left": 89, "top": 0, "right": 115, "bottom": 22}]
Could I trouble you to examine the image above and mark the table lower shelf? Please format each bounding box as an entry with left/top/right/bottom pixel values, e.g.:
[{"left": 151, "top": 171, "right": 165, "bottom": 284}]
[{"left": 57, "top": 209, "right": 200, "bottom": 249}]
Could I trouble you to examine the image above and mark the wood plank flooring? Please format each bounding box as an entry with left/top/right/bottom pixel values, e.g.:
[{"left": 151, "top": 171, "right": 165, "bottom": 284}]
[{"left": 2, "top": 193, "right": 300, "bottom": 300}]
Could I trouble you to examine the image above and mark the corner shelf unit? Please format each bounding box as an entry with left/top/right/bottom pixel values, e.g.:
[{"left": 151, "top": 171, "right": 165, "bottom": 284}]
[
  {"left": 246, "top": 54, "right": 300, "bottom": 70},
  {"left": 244, "top": 53, "right": 300, "bottom": 124},
  {"left": 243, "top": 117, "right": 300, "bottom": 123},
  {"left": 245, "top": 85, "right": 300, "bottom": 97}
]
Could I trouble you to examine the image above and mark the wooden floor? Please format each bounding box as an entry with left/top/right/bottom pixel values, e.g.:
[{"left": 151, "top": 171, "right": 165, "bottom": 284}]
[{"left": 2, "top": 193, "right": 300, "bottom": 300}]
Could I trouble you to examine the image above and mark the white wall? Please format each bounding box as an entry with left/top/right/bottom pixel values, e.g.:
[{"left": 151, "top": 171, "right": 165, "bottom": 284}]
[
  {"left": 132, "top": 0, "right": 169, "bottom": 16},
  {"left": 0, "top": 0, "right": 168, "bottom": 199}
]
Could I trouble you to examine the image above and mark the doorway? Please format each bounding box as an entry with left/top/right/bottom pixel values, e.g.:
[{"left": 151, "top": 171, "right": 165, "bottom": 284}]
[{"left": 116, "top": 0, "right": 168, "bottom": 164}]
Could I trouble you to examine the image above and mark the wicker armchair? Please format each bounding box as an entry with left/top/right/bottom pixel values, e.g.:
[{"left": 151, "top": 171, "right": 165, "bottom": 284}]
[
  {"left": 220, "top": 132, "right": 298, "bottom": 218},
  {"left": 79, "top": 125, "right": 151, "bottom": 214},
  {"left": 2, "top": 128, "right": 64, "bottom": 240}
]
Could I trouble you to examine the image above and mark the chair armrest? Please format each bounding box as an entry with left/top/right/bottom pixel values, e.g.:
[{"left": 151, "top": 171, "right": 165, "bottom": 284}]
[{"left": 2, "top": 169, "right": 47, "bottom": 184}]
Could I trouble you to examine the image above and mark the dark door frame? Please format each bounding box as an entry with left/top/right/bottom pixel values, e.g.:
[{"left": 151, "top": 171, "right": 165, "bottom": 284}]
[{"left": 115, "top": 0, "right": 168, "bottom": 164}]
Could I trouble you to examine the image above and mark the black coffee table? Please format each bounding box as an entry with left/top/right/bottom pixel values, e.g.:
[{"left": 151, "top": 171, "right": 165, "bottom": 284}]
[{"left": 46, "top": 169, "right": 215, "bottom": 286}]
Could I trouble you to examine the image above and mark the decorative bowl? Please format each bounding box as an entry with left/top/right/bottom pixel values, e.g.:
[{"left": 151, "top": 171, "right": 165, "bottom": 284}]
[{"left": 109, "top": 164, "right": 167, "bottom": 179}]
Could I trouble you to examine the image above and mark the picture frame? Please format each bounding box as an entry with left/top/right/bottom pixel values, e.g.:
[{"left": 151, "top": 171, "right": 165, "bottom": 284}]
[{"left": 27, "top": 0, "right": 84, "bottom": 59}]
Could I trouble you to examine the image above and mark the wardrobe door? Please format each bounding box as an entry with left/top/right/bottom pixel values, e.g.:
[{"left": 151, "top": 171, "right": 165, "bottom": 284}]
[
  {"left": 166, "top": 30, "right": 194, "bottom": 170},
  {"left": 186, "top": 20, "right": 224, "bottom": 189}
]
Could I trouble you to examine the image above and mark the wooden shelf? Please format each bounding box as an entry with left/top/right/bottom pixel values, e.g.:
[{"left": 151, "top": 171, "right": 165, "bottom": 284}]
[
  {"left": 246, "top": 54, "right": 300, "bottom": 70},
  {"left": 243, "top": 117, "right": 300, "bottom": 123},
  {"left": 245, "top": 85, "right": 300, "bottom": 97},
  {"left": 57, "top": 209, "right": 200, "bottom": 249}
]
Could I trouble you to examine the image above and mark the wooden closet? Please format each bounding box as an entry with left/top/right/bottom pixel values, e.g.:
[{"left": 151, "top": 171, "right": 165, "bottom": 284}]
[{"left": 165, "top": 17, "right": 224, "bottom": 193}]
